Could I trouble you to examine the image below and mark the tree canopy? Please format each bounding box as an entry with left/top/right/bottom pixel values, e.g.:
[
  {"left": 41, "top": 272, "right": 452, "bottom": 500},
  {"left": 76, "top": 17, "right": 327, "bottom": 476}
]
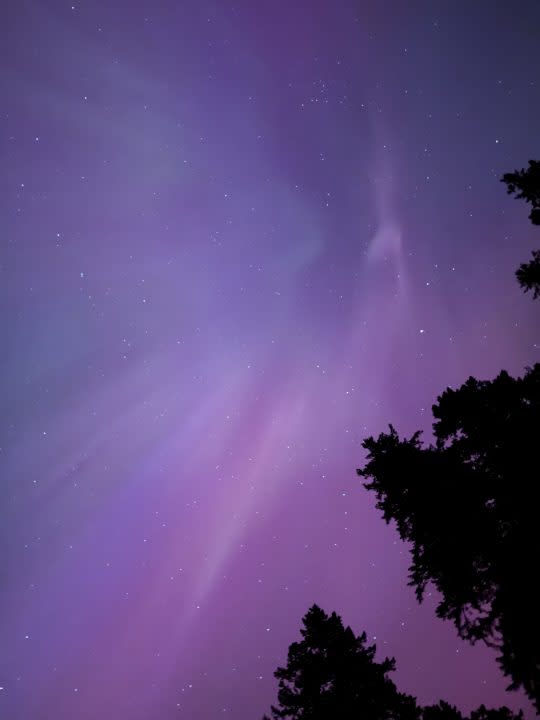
[
  {"left": 501, "top": 159, "right": 540, "bottom": 298},
  {"left": 357, "top": 364, "right": 540, "bottom": 711},
  {"left": 263, "top": 604, "right": 417, "bottom": 720},
  {"left": 264, "top": 605, "right": 524, "bottom": 720}
]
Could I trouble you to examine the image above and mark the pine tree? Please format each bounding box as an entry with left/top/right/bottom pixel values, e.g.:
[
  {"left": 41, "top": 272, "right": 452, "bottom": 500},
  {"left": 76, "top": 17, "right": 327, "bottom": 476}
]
[
  {"left": 264, "top": 607, "right": 524, "bottom": 720},
  {"left": 263, "top": 604, "right": 418, "bottom": 720},
  {"left": 501, "top": 159, "right": 540, "bottom": 297},
  {"left": 358, "top": 364, "right": 540, "bottom": 710}
]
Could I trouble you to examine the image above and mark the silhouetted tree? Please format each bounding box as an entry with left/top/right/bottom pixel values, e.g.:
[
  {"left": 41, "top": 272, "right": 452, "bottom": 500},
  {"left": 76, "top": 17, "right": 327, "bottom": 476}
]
[
  {"left": 516, "top": 250, "right": 540, "bottom": 300},
  {"left": 502, "top": 160, "right": 540, "bottom": 226},
  {"left": 468, "top": 708, "right": 525, "bottom": 720},
  {"left": 357, "top": 364, "right": 540, "bottom": 710},
  {"left": 263, "top": 604, "right": 418, "bottom": 720},
  {"left": 501, "top": 159, "right": 540, "bottom": 297},
  {"left": 264, "top": 606, "right": 524, "bottom": 720},
  {"left": 423, "top": 702, "right": 522, "bottom": 720}
]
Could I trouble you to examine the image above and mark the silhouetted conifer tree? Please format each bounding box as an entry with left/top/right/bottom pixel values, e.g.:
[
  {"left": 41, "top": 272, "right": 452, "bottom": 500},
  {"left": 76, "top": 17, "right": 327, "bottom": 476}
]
[
  {"left": 263, "top": 604, "right": 418, "bottom": 720},
  {"left": 263, "top": 606, "right": 524, "bottom": 720},
  {"left": 423, "top": 702, "right": 523, "bottom": 720},
  {"left": 501, "top": 160, "right": 540, "bottom": 297},
  {"left": 357, "top": 364, "right": 540, "bottom": 711}
]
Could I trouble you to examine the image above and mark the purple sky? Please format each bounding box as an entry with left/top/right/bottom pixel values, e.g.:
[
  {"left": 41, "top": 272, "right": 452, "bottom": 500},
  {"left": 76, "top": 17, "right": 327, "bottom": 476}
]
[{"left": 1, "top": 2, "right": 540, "bottom": 718}]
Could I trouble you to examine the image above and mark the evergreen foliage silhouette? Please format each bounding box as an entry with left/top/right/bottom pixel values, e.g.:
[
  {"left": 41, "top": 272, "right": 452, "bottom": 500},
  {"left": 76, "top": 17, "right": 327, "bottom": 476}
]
[
  {"left": 423, "top": 702, "right": 522, "bottom": 720},
  {"left": 263, "top": 606, "right": 524, "bottom": 720},
  {"left": 515, "top": 250, "right": 540, "bottom": 300},
  {"left": 501, "top": 160, "right": 540, "bottom": 297},
  {"left": 357, "top": 364, "right": 540, "bottom": 711},
  {"left": 263, "top": 604, "right": 418, "bottom": 720}
]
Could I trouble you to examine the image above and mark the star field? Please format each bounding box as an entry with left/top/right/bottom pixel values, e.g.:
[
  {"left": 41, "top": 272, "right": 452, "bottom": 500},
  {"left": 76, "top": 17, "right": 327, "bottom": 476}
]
[{"left": 1, "top": 2, "right": 540, "bottom": 718}]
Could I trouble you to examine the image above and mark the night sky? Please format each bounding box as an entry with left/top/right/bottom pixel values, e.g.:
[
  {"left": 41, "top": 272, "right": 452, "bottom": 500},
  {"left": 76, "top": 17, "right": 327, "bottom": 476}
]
[{"left": 1, "top": 2, "right": 540, "bottom": 718}]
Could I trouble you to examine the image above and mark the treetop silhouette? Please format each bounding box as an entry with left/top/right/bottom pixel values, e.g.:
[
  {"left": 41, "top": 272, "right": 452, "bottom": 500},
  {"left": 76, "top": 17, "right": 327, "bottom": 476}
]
[
  {"left": 501, "top": 159, "right": 540, "bottom": 297},
  {"left": 357, "top": 364, "right": 540, "bottom": 711},
  {"left": 502, "top": 160, "right": 540, "bottom": 226},
  {"left": 263, "top": 605, "right": 524, "bottom": 720},
  {"left": 263, "top": 604, "right": 417, "bottom": 720}
]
